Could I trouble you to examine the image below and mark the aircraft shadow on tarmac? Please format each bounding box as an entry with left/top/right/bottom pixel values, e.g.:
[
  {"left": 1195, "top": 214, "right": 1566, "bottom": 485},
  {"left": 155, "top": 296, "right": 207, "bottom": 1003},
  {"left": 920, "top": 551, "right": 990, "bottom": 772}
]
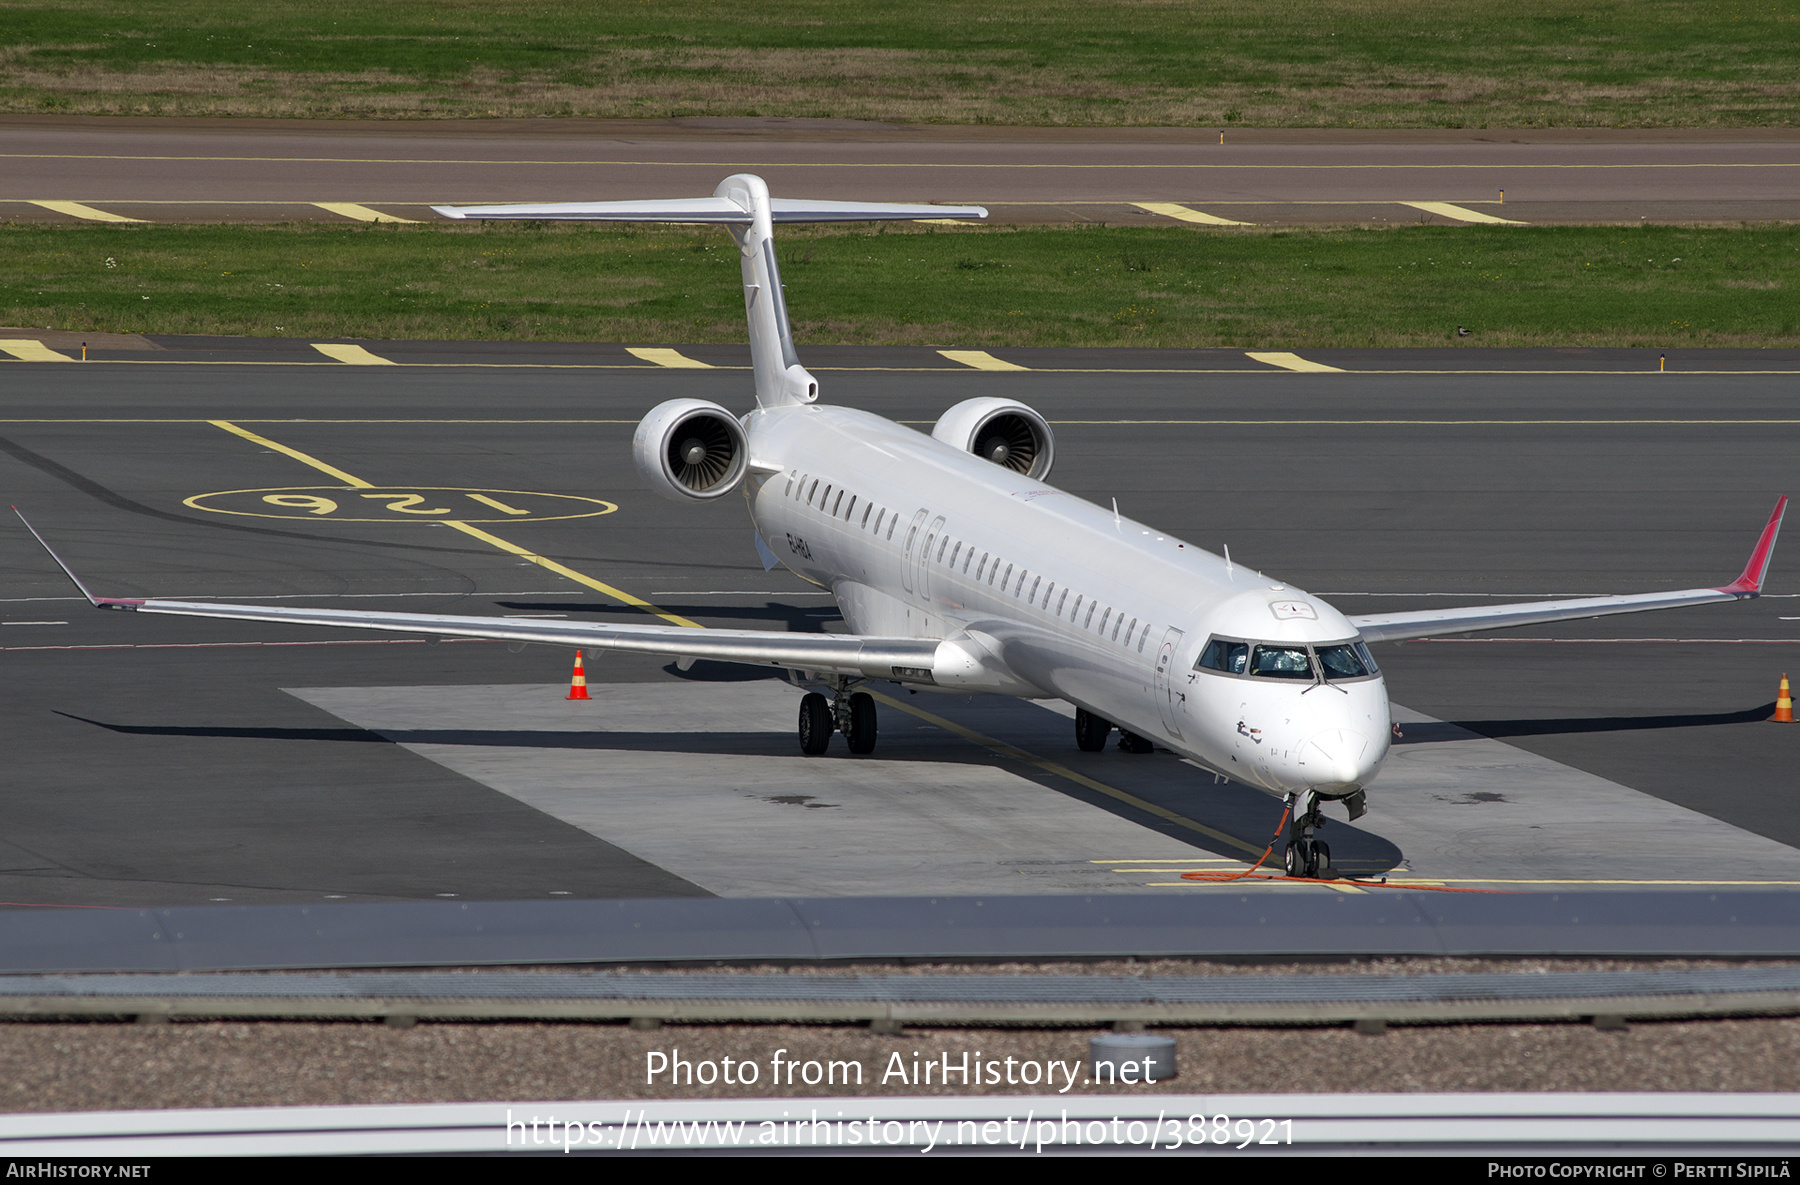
[
  {"left": 60, "top": 707, "right": 1406, "bottom": 876},
  {"left": 1402, "top": 702, "right": 1776, "bottom": 743}
]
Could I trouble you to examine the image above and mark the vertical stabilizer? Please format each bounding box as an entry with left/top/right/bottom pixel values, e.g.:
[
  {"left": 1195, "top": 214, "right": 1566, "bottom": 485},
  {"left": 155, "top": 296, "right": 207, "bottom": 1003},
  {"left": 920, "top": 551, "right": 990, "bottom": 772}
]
[{"left": 716, "top": 175, "right": 818, "bottom": 409}]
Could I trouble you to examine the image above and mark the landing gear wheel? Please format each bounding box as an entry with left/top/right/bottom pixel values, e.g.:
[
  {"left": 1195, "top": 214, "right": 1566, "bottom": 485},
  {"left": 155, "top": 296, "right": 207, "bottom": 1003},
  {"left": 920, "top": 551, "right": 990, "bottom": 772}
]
[
  {"left": 798, "top": 692, "right": 832, "bottom": 755},
  {"left": 1284, "top": 841, "right": 1305, "bottom": 879},
  {"left": 846, "top": 692, "right": 878, "bottom": 755},
  {"left": 1075, "top": 709, "right": 1111, "bottom": 752},
  {"left": 1117, "top": 730, "right": 1154, "bottom": 754},
  {"left": 1308, "top": 841, "right": 1331, "bottom": 878}
]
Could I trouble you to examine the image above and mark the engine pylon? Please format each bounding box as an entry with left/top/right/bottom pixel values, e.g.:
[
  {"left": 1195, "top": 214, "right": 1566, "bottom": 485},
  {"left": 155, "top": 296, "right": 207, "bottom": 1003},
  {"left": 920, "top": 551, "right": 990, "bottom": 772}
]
[
  {"left": 1772, "top": 673, "right": 1794, "bottom": 723},
  {"left": 566, "top": 652, "right": 591, "bottom": 701}
]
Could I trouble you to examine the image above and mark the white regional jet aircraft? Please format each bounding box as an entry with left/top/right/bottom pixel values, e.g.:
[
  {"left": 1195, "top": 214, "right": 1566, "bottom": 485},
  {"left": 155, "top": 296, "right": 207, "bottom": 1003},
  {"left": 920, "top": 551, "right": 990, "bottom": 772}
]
[{"left": 20, "top": 175, "right": 1787, "bottom": 879}]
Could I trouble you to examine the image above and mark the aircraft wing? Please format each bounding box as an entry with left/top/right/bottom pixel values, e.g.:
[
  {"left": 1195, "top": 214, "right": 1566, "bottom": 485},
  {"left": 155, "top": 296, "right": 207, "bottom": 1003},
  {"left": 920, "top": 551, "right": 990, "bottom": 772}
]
[
  {"left": 1347, "top": 497, "right": 1786, "bottom": 643},
  {"left": 12, "top": 511, "right": 939, "bottom": 680}
]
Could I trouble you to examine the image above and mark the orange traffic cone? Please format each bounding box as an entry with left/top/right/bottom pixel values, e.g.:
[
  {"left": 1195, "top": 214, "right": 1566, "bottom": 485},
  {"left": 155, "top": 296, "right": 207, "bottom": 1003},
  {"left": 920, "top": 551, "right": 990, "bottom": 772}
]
[
  {"left": 1772, "top": 673, "right": 1794, "bottom": 723},
  {"left": 565, "top": 652, "right": 590, "bottom": 701}
]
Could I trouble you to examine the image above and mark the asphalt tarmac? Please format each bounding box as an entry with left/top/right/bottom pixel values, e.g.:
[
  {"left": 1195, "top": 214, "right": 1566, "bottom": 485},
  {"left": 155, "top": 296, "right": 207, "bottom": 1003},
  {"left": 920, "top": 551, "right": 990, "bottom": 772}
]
[
  {"left": 1, "top": 118, "right": 1796, "bottom": 225},
  {"left": 0, "top": 343, "right": 1794, "bottom": 907}
]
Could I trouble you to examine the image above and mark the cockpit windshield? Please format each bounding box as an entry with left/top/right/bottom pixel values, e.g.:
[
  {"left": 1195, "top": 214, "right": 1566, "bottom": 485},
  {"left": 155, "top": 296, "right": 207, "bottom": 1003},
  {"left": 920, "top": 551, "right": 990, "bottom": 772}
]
[
  {"left": 1248, "top": 645, "right": 1312, "bottom": 679},
  {"left": 1195, "top": 636, "right": 1381, "bottom": 682}
]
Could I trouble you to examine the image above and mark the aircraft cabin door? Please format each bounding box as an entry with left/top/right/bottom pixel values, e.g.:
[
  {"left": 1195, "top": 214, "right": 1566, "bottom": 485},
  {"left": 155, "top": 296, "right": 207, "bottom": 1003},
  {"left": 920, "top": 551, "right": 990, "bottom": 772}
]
[
  {"left": 899, "top": 508, "right": 929, "bottom": 595},
  {"left": 917, "top": 515, "right": 946, "bottom": 605},
  {"left": 1154, "top": 626, "right": 1185, "bottom": 740}
]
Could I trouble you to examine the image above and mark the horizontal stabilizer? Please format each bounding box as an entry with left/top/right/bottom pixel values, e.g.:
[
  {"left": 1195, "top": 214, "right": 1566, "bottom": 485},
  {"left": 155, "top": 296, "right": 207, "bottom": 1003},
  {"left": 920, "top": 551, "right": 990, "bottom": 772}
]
[{"left": 432, "top": 197, "right": 987, "bottom": 223}]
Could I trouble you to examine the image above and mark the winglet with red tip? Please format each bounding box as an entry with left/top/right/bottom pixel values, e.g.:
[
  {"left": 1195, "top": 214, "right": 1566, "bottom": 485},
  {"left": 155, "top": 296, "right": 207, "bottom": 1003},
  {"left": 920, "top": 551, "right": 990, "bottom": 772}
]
[
  {"left": 1716, "top": 495, "right": 1786, "bottom": 597},
  {"left": 11, "top": 507, "right": 143, "bottom": 609}
]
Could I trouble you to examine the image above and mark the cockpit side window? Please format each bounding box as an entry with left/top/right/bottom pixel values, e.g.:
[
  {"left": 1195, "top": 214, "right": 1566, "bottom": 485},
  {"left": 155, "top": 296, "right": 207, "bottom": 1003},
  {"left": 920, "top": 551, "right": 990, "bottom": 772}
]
[
  {"left": 1315, "top": 643, "right": 1370, "bottom": 680},
  {"left": 1196, "top": 638, "right": 1249, "bottom": 674}
]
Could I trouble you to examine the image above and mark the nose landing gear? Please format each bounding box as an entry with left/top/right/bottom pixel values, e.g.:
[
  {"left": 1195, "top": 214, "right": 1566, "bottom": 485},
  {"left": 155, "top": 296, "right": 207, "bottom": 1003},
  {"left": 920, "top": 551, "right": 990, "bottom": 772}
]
[
  {"left": 798, "top": 680, "right": 878, "bottom": 756},
  {"left": 1282, "top": 790, "right": 1332, "bottom": 879}
]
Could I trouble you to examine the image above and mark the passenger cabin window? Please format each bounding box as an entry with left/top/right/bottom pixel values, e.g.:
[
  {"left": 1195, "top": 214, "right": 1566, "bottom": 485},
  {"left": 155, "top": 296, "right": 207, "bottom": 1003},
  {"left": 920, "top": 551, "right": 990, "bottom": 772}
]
[
  {"left": 862, "top": 503, "right": 873, "bottom": 528},
  {"left": 1083, "top": 602, "right": 1096, "bottom": 628},
  {"left": 1056, "top": 589, "right": 1069, "bottom": 615},
  {"left": 886, "top": 515, "right": 898, "bottom": 540},
  {"left": 937, "top": 537, "right": 950, "bottom": 562},
  {"left": 784, "top": 473, "right": 796, "bottom": 496},
  {"left": 1197, "top": 639, "right": 1249, "bottom": 674},
  {"left": 807, "top": 479, "right": 818, "bottom": 505},
  {"left": 1137, "top": 623, "right": 1150, "bottom": 653},
  {"left": 845, "top": 495, "right": 856, "bottom": 520},
  {"left": 976, "top": 554, "right": 988, "bottom": 581},
  {"left": 832, "top": 490, "right": 844, "bottom": 516}
]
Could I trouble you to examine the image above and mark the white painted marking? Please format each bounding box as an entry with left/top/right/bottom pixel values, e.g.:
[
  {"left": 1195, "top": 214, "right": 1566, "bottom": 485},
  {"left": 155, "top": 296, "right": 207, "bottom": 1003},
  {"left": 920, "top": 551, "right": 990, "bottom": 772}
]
[
  {"left": 939, "top": 350, "right": 1029, "bottom": 371},
  {"left": 626, "top": 347, "right": 711, "bottom": 369},
  {"left": 312, "top": 202, "right": 420, "bottom": 224},
  {"left": 1245, "top": 351, "right": 1345, "bottom": 373},
  {"left": 1401, "top": 201, "right": 1527, "bottom": 226},
  {"left": 311, "top": 343, "right": 396, "bottom": 365},
  {"left": 1, "top": 621, "right": 67, "bottom": 626},
  {"left": 1133, "top": 202, "right": 1253, "bottom": 226},
  {"left": 0, "top": 340, "right": 71, "bottom": 362},
  {"left": 27, "top": 200, "right": 145, "bottom": 223}
]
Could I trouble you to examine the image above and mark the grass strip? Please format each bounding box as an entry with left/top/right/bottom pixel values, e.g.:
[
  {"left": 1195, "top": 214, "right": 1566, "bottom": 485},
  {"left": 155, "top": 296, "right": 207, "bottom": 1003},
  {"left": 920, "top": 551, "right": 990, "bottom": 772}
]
[
  {"left": 3, "top": 221, "right": 1797, "bottom": 349},
  {"left": 2, "top": 0, "right": 1798, "bottom": 128}
]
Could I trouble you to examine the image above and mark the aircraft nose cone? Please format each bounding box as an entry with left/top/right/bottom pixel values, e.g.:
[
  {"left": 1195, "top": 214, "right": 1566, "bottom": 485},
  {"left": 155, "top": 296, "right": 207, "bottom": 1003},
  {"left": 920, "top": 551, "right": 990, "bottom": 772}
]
[{"left": 1304, "top": 727, "right": 1374, "bottom": 789}]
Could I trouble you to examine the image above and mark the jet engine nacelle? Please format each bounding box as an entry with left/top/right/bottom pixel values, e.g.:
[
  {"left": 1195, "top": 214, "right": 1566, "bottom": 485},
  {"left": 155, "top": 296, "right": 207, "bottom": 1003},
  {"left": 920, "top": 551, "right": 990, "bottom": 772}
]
[
  {"left": 931, "top": 397, "right": 1055, "bottom": 482},
  {"left": 633, "top": 399, "right": 750, "bottom": 502}
]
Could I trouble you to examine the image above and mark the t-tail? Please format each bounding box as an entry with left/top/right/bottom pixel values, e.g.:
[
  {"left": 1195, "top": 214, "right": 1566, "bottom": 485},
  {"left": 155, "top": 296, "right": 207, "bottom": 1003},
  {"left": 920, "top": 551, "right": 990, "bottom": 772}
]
[{"left": 434, "top": 175, "right": 985, "bottom": 409}]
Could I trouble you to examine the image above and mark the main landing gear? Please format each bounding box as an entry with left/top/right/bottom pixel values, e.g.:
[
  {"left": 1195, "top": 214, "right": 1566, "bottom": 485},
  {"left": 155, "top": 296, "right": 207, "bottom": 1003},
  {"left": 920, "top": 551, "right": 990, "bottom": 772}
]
[
  {"left": 1282, "top": 790, "right": 1332, "bottom": 879},
  {"left": 798, "top": 680, "right": 877, "bottom": 756},
  {"left": 1075, "top": 708, "right": 1155, "bottom": 754}
]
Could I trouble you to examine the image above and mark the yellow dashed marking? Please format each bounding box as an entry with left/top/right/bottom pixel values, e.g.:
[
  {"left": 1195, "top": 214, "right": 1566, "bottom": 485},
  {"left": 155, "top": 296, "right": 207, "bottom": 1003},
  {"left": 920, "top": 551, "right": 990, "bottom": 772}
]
[
  {"left": 1133, "top": 202, "right": 1253, "bottom": 226},
  {"left": 626, "top": 347, "right": 712, "bottom": 369},
  {"left": 1245, "top": 351, "right": 1346, "bottom": 373},
  {"left": 939, "top": 350, "right": 1030, "bottom": 372},
  {"left": 1401, "top": 201, "right": 1528, "bottom": 226},
  {"left": 312, "top": 202, "right": 420, "bottom": 224},
  {"left": 0, "top": 340, "right": 72, "bottom": 362},
  {"left": 312, "top": 343, "right": 397, "bottom": 365},
  {"left": 27, "top": 200, "right": 145, "bottom": 223}
]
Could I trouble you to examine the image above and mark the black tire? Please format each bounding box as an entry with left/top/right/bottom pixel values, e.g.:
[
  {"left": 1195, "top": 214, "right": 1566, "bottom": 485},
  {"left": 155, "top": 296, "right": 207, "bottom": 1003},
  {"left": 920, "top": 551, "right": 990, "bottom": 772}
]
[
  {"left": 1283, "top": 841, "right": 1305, "bottom": 879},
  {"left": 1118, "top": 730, "right": 1154, "bottom": 754},
  {"left": 798, "top": 692, "right": 832, "bottom": 755},
  {"left": 1075, "top": 708, "right": 1111, "bottom": 752},
  {"left": 1310, "top": 842, "right": 1331, "bottom": 878},
  {"left": 846, "top": 692, "right": 878, "bottom": 755}
]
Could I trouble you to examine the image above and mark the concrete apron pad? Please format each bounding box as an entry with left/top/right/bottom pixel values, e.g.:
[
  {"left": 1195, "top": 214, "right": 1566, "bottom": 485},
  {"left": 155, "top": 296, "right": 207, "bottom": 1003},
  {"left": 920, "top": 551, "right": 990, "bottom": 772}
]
[
  {"left": 286, "top": 682, "right": 1210, "bottom": 897},
  {"left": 288, "top": 684, "right": 1800, "bottom": 896},
  {"left": 1375, "top": 705, "right": 1800, "bottom": 889}
]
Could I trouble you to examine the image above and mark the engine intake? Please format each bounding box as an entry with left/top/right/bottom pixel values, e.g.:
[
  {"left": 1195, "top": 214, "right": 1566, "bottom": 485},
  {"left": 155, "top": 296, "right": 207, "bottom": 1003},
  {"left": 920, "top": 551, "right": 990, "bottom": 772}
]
[
  {"left": 633, "top": 398, "right": 749, "bottom": 502},
  {"left": 931, "top": 397, "right": 1055, "bottom": 482}
]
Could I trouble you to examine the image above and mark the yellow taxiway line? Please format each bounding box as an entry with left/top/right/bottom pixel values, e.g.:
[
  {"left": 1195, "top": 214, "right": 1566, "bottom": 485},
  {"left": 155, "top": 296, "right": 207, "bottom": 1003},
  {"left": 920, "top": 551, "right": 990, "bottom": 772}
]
[
  {"left": 205, "top": 420, "right": 700, "bottom": 629},
  {"left": 1401, "top": 200, "right": 1529, "bottom": 226},
  {"left": 312, "top": 202, "right": 420, "bottom": 224},
  {"left": 1134, "top": 202, "right": 1253, "bottom": 226},
  {"left": 626, "top": 347, "right": 713, "bottom": 369},
  {"left": 311, "top": 343, "right": 397, "bottom": 365},
  {"left": 0, "top": 340, "right": 72, "bottom": 362},
  {"left": 1245, "top": 351, "right": 1346, "bottom": 373}
]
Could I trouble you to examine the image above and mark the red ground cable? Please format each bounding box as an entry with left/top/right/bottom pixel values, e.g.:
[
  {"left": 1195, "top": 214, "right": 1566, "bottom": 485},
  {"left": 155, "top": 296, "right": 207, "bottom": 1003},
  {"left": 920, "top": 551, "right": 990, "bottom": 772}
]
[{"left": 1179, "top": 800, "right": 1508, "bottom": 893}]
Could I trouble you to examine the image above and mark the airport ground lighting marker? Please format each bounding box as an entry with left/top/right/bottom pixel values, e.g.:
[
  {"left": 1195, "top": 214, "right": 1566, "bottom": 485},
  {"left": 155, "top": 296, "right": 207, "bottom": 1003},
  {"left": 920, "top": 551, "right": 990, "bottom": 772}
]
[
  {"left": 312, "top": 202, "right": 420, "bottom": 224},
  {"left": 205, "top": 420, "right": 700, "bottom": 629},
  {"left": 27, "top": 200, "right": 145, "bottom": 223},
  {"left": 1401, "top": 201, "right": 1528, "bottom": 226}
]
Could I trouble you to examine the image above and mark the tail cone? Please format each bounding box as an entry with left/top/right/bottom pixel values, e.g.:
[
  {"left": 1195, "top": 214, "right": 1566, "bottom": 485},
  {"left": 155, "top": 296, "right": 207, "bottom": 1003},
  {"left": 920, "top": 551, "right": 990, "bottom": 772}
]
[
  {"left": 1772, "top": 673, "right": 1793, "bottom": 723},
  {"left": 566, "top": 652, "right": 591, "bottom": 701}
]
